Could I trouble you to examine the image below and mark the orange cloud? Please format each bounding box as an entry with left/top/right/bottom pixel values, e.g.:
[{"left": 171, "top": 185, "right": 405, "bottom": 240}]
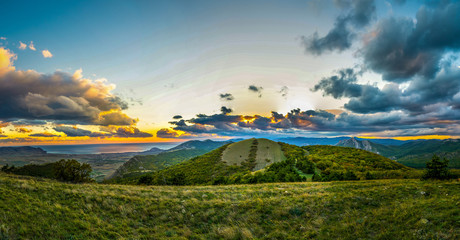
[
  {"left": 28, "top": 41, "right": 36, "bottom": 51},
  {"left": 18, "top": 41, "right": 27, "bottom": 50},
  {"left": 42, "top": 49, "right": 52, "bottom": 58},
  {"left": 0, "top": 47, "right": 16, "bottom": 75},
  {"left": 17, "top": 128, "right": 32, "bottom": 133}
]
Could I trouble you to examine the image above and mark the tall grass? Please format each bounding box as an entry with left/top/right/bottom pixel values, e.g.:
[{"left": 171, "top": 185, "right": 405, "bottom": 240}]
[{"left": 0, "top": 172, "right": 458, "bottom": 239}]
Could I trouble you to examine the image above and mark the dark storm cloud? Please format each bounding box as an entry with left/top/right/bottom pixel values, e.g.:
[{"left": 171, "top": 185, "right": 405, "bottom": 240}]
[
  {"left": 311, "top": 0, "right": 460, "bottom": 121},
  {"left": 164, "top": 105, "right": 460, "bottom": 138},
  {"left": 362, "top": 1, "right": 460, "bottom": 81},
  {"left": 248, "top": 85, "right": 263, "bottom": 97},
  {"left": 10, "top": 119, "right": 48, "bottom": 126},
  {"left": 156, "top": 128, "right": 179, "bottom": 138},
  {"left": 314, "top": 65, "right": 460, "bottom": 114},
  {"left": 219, "top": 93, "right": 235, "bottom": 101},
  {"left": 303, "top": 0, "right": 376, "bottom": 55},
  {"left": 221, "top": 106, "right": 233, "bottom": 114},
  {"left": 0, "top": 69, "right": 136, "bottom": 126},
  {"left": 312, "top": 68, "right": 363, "bottom": 98}
]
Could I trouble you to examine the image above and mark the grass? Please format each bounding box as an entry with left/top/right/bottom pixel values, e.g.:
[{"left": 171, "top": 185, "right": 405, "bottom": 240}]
[
  {"left": 0, "top": 172, "right": 458, "bottom": 239},
  {"left": 254, "top": 139, "right": 286, "bottom": 171},
  {"left": 222, "top": 139, "right": 286, "bottom": 170}
]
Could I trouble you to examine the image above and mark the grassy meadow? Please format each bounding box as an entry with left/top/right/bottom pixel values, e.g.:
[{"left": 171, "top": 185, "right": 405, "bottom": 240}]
[{"left": 1, "top": 172, "right": 459, "bottom": 239}]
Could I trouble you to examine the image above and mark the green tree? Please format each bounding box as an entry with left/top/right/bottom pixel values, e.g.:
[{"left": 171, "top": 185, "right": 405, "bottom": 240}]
[
  {"left": 54, "top": 159, "right": 93, "bottom": 183},
  {"left": 422, "top": 155, "right": 452, "bottom": 180}
]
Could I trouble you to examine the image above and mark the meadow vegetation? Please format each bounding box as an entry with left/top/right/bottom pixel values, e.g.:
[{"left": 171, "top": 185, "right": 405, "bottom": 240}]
[{"left": 0, "top": 173, "right": 458, "bottom": 239}]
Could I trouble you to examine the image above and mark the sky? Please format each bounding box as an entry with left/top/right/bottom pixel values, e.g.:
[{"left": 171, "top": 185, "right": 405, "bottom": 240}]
[{"left": 0, "top": 0, "right": 459, "bottom": 145}]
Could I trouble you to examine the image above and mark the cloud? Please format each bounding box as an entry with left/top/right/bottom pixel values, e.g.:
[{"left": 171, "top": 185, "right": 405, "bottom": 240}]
[
  {"left": 109, "top": 126, "right": 152, "bottom": 138},
  {"left": 29, "top": 133, "right": 59, "bottom": 137},
  {"left": 156, "top": 128, "right": 179, "bottom": 138},
  {"left": 42, "top": 50, "right": 52, "bottom": 58},
  {"left": 165, "top": 107, "right": 460, "bottom": 138},
  {"left": 219, "top": 93, "right": 235, "bottom": 101},
  {"left": 361, "top": 1, "right": 460, "bottom": 81},
  {"left": 96, "top": 111, "right": 137, "bottom": 126},
  {"left": 54, "top": 126, "right": 107, "bottom": 137},
  {"left": 279, "top": 86, "right": 289, "bottom": 98},
  {"left": 248, "top": 85, "right": 263, "bottom": 97},
  {"left": 17, "top": 128, "right": 32, "bottom": 133},
  {"left": 310, "top": 0, "right": 460, "bottom": 128},
  {"left": 302, "top": 0, "right": 376, "bottom": 55},
  {"left": 18, "top": 41, "right": 27, "bottom": 50},
  {"left": 0, "top": 47, "right": 16, "bottom": 75},
  {"left": 312, "top": 68, "right": 363, "bottom": 99},
  {"left": 0, "top": 48, "right": 136, "bottom": 126},
  {"left": 28, "top": 41, "right": 36, "bottom": 51},
  {"left": 172, "top": 115, "right": 183, "bottom": 119},
  {"left": 221, "top": 106, "right": 233, "bottom": 114},
  {"left": 313, "top": 66, "right": 460, "bottom": 114}
]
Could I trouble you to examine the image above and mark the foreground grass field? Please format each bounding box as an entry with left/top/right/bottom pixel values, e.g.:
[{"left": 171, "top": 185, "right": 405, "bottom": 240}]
[{"left": 0, "top": 173, "right": 458, "bottom": 239}]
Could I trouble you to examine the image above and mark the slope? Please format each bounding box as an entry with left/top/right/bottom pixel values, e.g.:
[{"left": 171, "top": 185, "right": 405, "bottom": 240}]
[
  {"left": 336, "top": 138, "right": 460, "bottom": 168},
  {"left": 1, "top": 173, "right": 459, "bottom": 239},
  {"left": 122, "top": 139, "right": 420, "bottom": 185},
  {"left": 109, "top": 139, "right": 232, "bottom": 180}
]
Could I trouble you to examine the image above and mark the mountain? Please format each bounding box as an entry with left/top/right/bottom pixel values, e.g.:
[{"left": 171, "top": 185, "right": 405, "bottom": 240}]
[
  {"left": 0, "top": 146, "right": 47, "bottom": 155},
  {"left": 276, "top": 136, "right": 411, "bottom": 146},
  {"left": 336, "top": 137, "right": 378, "bottom": 152},
  {"left": 138, "top": 147, "right": 164, "bottom": 155},
  {"left": 355, "top": 138, "right": 410, "bottom": 146},
  {"left": 335, "top": 137, "right": 399, "bottom": 156},
  {"left": 168, "top": 139, "right": 234, "bottom": 151},
  {"left": 336, "top": 138, "right": 460, "bottom": 168},
  {"left": 116, "top": 138, "right": 413, "bottom": 185},
  {"left": 391, "top": 139, "right": 460, "bottom": 168},
  {"left": 108, "top": 139, "right": 233, "bottom": 180},
  {"left": 275, "top": 137, "right": 349, "bottom": 146}
]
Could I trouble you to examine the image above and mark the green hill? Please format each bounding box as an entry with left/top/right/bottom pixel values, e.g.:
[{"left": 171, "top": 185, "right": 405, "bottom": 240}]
[
  {"left": 0, "top": 173, "right": 458, "bottom": 239},
  {"left": 336, "top": 138, "right": 460, "bottom": 168},
  {"left": 124, "top": 138, "right": 304, "bottom": 185},
  {"left": 108, "top": 140, "right": 232, "bottom": 180},
  {"left": 116, "top": 139, "right": 420, "bottom": 185},
  {"left": 302, "top": 145, "right": 412, "bottom": 181}
]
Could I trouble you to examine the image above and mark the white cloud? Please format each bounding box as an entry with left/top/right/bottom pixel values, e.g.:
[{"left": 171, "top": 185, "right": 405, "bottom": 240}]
[
  {"left": 19, "top": 41, "right": 27, "bottom": 50},
  {"left": 42, "top": 49, "right": 53, "bottom": 58},
  {"left": 29, "top": 41, "right": 36, "bottom": 51}
]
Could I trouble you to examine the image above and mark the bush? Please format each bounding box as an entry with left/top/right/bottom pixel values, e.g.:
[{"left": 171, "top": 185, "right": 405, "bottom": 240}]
[
  {"left": 54, "top": 159, "right": 93, "bottom": 183},
  {"left": 422, "top": 155, "right": 452, "bottom": 180}
]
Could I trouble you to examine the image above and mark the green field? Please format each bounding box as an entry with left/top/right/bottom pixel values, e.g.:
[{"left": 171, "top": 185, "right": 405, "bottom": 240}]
[{"left": 0, "top": 173, "right": 458, "bottom": 239}]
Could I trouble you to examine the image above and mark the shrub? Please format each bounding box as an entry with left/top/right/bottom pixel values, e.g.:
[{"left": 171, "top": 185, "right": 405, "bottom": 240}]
[
  {"left": 54, "top": 159, "right": 93, "bottom": 183},
  {"left": 422, "top": 155, "right": 452, "bottom": 180}
]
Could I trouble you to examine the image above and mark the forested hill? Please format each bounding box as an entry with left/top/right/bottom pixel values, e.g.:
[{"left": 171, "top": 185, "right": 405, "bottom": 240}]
[
  {"left": 336, "top": 138, "right": 460, "bottom": 168},
  {"left": 114, "top": 139, "right": 415, "bottom": 185}
]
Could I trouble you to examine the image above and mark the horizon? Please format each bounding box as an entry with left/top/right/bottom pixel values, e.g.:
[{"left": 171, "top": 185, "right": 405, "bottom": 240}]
[
  {"left": 1, "top": 0, "right": 460, "bottom": 145},
  {"left": 1, "top": 135, "right": 457, "bottom": 148}
]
